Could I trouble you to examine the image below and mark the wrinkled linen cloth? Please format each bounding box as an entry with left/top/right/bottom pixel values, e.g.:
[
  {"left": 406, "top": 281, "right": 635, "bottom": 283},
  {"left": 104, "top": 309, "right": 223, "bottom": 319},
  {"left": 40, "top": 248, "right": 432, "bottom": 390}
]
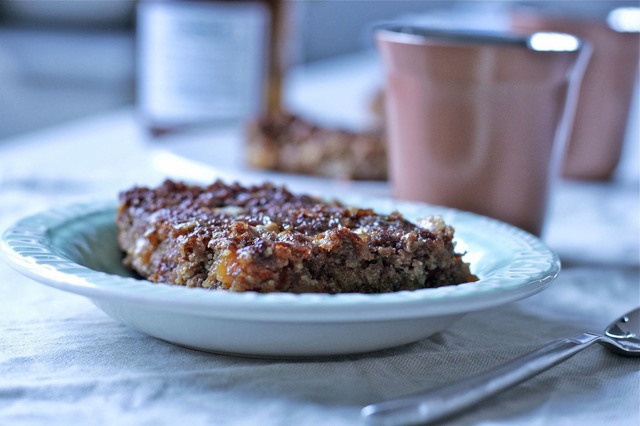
[{"left": 1, "top": 104, "right": 639, "bottom": 426}]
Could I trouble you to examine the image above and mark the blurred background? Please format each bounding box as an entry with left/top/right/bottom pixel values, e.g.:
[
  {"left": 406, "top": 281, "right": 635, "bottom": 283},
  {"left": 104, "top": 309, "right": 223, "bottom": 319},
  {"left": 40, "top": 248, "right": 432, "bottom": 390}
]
[{"left": 0, "top": 0, "right": 637, "bottom": 140}]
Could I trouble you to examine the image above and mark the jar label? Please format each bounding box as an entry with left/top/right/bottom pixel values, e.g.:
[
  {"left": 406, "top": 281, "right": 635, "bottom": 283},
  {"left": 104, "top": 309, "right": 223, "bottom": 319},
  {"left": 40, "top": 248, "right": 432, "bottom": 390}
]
[{"left": 138, "top": 1, "right": 269, "bottom": 124}]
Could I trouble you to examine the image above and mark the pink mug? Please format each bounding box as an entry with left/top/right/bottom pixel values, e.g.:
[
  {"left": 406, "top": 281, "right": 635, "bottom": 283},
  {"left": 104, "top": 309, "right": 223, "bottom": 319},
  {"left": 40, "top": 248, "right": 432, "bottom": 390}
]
[
  {"left": 376, "top": 26, "right": 590, "bottom": 236},
  {"left": 511, "top": 8, "right": 640, "bottom": 181}
]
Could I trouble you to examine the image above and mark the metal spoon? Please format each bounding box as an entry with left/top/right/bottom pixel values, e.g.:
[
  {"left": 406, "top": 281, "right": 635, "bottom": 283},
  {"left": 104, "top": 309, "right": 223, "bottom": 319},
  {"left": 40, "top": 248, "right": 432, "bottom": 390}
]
[{"left": 361, "top": 308, "right": 640, "bottom": 426}]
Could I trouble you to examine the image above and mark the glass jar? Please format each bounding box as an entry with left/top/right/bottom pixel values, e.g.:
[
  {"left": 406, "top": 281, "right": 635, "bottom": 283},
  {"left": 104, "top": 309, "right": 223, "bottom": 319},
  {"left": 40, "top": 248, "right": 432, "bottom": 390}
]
[{"left": 136, "top": 0, "right": 287, "bottom": 136}]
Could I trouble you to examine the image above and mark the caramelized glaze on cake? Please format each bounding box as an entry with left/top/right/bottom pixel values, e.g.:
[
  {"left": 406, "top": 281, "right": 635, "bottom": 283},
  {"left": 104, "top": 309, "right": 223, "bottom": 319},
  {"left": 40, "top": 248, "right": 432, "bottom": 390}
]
[{"left": 117, "top": 180, "right": 476, "bottom": 293}]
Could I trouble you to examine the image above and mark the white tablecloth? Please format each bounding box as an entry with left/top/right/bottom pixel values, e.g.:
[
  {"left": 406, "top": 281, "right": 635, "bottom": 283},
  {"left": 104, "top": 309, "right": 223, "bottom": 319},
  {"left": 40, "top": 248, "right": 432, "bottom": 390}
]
[{"left": 1, "top": 52, "right": 638, "bottom": 426}]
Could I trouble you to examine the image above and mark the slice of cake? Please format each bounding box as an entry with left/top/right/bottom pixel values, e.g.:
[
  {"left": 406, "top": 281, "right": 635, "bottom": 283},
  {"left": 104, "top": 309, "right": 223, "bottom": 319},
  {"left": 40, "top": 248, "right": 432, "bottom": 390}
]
[
  {"left": 117, "top": 180, "right": 476, "bottom": 293},
  {"left": 245, "top": 112, "right": 388, "bottom": 181}
]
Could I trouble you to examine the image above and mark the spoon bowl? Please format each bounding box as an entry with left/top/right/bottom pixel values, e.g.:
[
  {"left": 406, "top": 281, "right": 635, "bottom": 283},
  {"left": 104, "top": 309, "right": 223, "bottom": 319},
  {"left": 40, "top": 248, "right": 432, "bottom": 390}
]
[{"left": 601, "top": 308, "right": 640, "bottom": 355}]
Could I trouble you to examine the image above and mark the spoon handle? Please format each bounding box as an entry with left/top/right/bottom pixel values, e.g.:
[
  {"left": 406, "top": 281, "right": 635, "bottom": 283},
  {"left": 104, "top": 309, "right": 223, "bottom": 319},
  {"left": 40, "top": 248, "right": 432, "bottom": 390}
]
[{"left": 361, "top": 332, "right": 601, "bottom": 426}]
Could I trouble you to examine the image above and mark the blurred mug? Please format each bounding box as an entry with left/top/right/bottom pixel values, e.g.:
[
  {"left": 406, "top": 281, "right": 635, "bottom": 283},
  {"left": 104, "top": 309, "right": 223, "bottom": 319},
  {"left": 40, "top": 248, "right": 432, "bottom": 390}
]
[
  {"left": 511, "top": 7, "right": 640, "bottom": 180},
  {"left": 375, "top": 26, "right": 590, "bottom": 236}
]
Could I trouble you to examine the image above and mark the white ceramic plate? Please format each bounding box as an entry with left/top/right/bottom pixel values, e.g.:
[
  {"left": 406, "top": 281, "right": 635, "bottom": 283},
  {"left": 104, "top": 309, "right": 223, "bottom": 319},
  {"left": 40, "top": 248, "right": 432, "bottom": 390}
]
[{"left": 1, "top": 197, "right": 560, "bottom": 357}]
